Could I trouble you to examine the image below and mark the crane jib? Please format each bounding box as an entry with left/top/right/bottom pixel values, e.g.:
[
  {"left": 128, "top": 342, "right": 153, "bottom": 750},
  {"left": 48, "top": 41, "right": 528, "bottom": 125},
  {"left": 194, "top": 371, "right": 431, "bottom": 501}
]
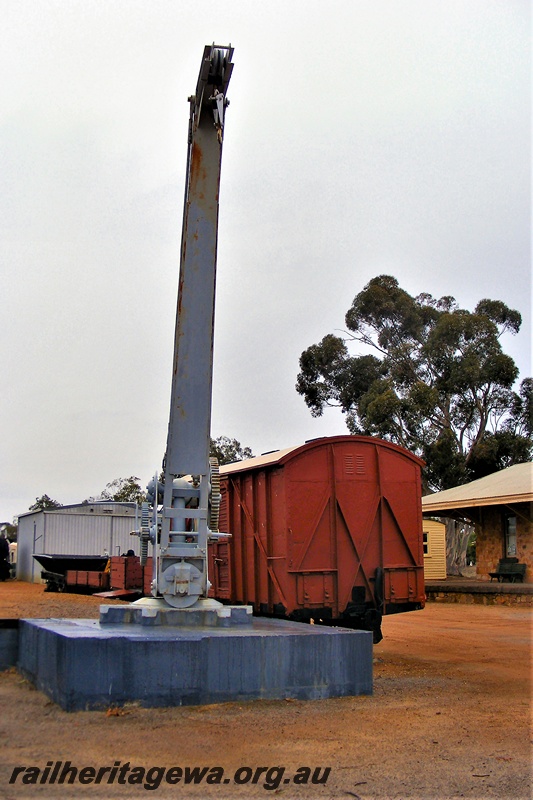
[{"left": 151, "top": 45, "right": 233, "bottom": 608}]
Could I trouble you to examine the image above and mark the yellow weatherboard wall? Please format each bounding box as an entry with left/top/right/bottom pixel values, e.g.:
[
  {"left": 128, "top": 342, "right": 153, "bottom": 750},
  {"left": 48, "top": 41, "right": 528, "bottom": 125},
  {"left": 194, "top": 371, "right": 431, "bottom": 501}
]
[{"left": 423, "top": 520, "right": 447, "bottom": 579}]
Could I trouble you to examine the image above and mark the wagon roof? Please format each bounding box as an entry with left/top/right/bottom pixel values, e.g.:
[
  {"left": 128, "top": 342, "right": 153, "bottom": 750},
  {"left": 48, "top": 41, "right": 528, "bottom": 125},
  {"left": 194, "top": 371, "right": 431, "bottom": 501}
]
[{"left": 219, "top": 435, "right": 424, "bottom": 475}]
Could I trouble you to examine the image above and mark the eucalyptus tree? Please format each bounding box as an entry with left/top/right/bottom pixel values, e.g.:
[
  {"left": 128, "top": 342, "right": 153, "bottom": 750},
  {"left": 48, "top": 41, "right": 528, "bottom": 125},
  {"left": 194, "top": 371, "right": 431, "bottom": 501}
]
[{"left": 297, "top": 275, "right": 531, "bottom": 492}]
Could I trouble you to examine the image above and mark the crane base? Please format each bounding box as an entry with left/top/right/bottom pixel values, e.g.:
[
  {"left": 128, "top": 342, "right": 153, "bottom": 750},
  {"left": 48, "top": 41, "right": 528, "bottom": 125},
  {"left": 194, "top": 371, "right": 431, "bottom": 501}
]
[
  {"left": 99, "top": 599, "right": 253, "bottom": 627},
  {"left": 17, "top": 616, "right": 372, "bottom": 711}
]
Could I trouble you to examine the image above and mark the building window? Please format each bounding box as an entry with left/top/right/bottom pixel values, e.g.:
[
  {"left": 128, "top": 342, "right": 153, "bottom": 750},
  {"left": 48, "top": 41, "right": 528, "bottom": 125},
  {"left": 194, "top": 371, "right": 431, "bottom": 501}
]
[
  {"left": 423, "top": 531, "right": 429, "bottom": 555},
  {"left": 505, "top": 516, "right": 517, "bottom": 557}
]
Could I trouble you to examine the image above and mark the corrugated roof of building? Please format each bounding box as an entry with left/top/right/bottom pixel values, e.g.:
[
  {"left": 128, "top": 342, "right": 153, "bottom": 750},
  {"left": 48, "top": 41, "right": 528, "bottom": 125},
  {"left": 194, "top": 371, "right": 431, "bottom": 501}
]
[
  {"left": 422, "top": 462, "right": 533, "bottom": 512},
  {"left": 18, "top": 501, "right": 137, "bottom": 519}
]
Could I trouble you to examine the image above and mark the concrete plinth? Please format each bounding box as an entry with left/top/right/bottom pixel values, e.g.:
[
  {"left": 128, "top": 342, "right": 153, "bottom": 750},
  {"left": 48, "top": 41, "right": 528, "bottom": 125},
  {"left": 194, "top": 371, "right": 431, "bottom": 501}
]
[{"left": 18, "top": 615, "right": 372, "bottom": 711}]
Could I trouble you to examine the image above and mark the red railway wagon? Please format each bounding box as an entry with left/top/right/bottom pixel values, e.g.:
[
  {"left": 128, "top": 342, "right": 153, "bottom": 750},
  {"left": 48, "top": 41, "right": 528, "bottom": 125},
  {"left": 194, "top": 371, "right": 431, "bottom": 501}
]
[{"left": 208, "top": 436, "right": 425, "bottom": 642}]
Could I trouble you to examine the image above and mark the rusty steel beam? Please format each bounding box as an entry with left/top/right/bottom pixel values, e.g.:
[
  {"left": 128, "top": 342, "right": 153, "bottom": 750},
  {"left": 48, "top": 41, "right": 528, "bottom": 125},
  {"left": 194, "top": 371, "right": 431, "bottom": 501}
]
[{"left": 166, "top": 44, "right": 233, "bottom": 478}]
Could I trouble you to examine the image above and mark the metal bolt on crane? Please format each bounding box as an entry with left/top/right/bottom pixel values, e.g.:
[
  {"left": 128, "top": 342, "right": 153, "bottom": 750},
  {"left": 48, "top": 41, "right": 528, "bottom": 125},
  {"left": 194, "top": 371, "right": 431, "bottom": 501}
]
[{"left": 137, "top": 44, "right": 234, "bottom": 608}]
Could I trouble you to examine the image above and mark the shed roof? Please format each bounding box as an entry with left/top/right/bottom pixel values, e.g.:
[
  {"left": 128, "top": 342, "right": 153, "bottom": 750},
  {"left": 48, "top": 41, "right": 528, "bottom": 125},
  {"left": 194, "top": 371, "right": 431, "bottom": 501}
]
[
  {"left": 422, "top": 462, "right": 533, "bottom": 513},
  {"left": 18, "top": 501, "right": 137, "bottom": 519}
]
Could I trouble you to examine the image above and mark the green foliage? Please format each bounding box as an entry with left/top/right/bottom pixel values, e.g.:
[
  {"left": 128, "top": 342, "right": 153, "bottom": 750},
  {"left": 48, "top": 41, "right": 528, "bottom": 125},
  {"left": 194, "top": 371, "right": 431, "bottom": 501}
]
[
  {"left": 97, "top": 476, "right": 146, "bottom": 505},
  {"left": 296, "top": 275, "right": 532, "bottom": 491},
  {"left": 468, "top": 430, "right": 532, "bottom": 480},
  {"left": 29, "top": 494, "right": 63, "bottom": 511},
  {"left": 507, "top": 377, "right": 533, "bottom": 438},
  {"left": 4, "top": 523, "right": 17, "bottom": 542},
  {"left": 210, "top": 436, "right": 254, "bottom": 465},
  {"left": 466, "top": 529, "right": 477, "bottom": 565}
]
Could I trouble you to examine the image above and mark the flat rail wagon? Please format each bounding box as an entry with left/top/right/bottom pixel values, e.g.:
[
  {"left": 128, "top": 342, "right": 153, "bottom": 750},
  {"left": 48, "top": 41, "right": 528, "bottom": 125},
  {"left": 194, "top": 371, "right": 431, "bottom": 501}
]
[
  {"left": 32, "top": 554, "right": 110, "bottom": 593},
  {"left": 209, "top": 436, "right": 425, "bottom": 641}
]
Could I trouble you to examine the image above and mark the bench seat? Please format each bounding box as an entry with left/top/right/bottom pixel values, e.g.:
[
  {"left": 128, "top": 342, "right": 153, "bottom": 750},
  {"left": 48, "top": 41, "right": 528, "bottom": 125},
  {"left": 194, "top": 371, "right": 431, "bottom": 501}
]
[{"left": 489, "top": 561, "right": 526, "bottom": 583}]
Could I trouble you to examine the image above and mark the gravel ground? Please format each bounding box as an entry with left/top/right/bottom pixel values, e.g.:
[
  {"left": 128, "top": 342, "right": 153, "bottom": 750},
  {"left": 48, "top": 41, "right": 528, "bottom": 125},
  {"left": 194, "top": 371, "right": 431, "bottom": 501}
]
[{"left": 0, "top": 580, "right": 531, "bottom": 800}]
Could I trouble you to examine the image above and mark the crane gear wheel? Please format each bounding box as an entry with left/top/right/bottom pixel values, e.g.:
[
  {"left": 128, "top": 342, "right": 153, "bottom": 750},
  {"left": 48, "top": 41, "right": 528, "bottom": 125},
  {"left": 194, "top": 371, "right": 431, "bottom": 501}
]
[
  {"left": 209, "top": 457, "right": 221, "bottom": 532},
  {"left": 139, "top": 502, "right": 151, "bottom": 566}
]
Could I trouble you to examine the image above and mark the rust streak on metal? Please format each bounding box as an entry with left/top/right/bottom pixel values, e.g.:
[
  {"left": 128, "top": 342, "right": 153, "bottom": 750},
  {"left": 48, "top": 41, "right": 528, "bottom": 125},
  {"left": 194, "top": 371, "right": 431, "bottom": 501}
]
[{"left": 189, "top": 141, "right": 204, "bottom": 189}]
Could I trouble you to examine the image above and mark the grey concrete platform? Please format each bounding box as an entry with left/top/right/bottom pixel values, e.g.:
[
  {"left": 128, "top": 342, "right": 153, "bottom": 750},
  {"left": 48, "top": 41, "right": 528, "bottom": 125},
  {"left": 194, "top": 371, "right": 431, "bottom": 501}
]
[
  {"left": 17, "top": 616, "right": 372, "bottom": 711},
  {"left": 0, "top": 619, "right": 19, "bottom": 670}
]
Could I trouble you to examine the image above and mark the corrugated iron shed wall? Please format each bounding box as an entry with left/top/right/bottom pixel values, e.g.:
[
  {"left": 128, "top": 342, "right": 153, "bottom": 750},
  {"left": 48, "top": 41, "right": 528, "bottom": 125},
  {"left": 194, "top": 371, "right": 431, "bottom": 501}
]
[
  {"left": 17, "top": 504, "right": 139, "bottom": 582},
  {"left": 16, "top": 511, "right": 44, "bottom": 583}
]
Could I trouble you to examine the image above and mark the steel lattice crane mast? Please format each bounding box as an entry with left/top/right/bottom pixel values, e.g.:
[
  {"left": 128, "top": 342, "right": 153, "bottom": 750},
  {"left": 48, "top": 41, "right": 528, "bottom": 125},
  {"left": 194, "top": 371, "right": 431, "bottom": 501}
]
[{"left": 140, "top": 45, "right": 234, "bottom": 608}]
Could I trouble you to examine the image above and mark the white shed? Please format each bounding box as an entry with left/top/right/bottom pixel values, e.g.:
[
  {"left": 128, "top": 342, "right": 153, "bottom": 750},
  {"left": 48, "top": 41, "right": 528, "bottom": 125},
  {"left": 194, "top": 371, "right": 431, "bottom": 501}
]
[{"left": 17, "top": 502, "right": 140, "bottom": 583}]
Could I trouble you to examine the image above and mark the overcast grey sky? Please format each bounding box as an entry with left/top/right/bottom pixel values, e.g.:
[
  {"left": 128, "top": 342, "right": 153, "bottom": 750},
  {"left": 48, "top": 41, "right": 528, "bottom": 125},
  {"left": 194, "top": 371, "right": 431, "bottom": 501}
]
[{"left": 1, "top": 0, "right": 530, "bottom": 522}]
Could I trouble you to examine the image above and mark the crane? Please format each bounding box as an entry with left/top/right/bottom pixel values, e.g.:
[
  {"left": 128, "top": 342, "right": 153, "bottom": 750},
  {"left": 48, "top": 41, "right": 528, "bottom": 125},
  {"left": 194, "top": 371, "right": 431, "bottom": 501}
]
[{"left": 138, "top": 44, "right": 234, "bottom": 608}]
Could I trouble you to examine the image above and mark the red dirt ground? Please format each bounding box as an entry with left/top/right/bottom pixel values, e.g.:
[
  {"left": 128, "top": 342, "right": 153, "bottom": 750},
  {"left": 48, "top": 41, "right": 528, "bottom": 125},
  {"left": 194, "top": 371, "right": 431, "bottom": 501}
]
[{"left": 0, "top": 581, "right": 530, "bottom": 799}]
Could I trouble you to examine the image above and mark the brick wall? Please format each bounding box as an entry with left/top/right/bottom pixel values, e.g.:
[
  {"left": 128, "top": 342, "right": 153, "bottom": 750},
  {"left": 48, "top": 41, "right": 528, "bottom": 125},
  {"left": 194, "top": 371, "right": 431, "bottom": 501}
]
[
  {"left": 426, "top": 589, "right": 532, "bottom": 606},
  {"left": 476, "top": 504, "right": 532, "bottom": 582},
  {"left": 517, "top": 510, "right": 533, "bottom": 582}
]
